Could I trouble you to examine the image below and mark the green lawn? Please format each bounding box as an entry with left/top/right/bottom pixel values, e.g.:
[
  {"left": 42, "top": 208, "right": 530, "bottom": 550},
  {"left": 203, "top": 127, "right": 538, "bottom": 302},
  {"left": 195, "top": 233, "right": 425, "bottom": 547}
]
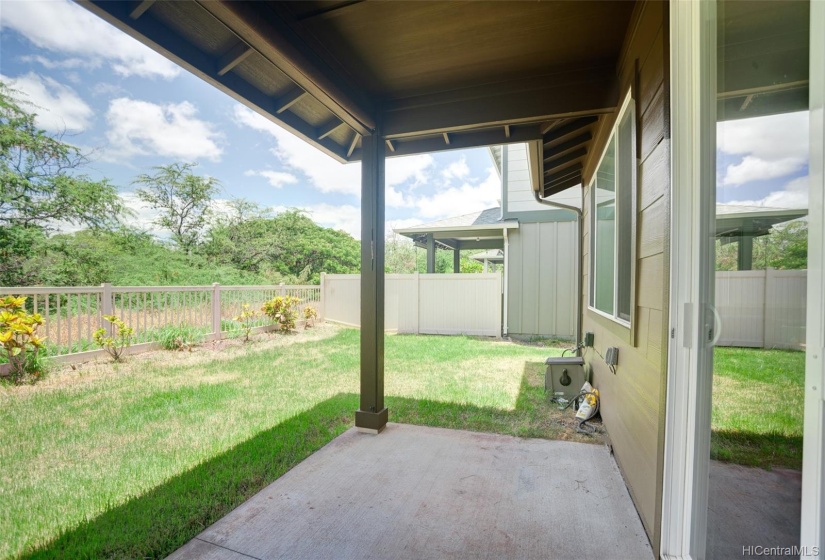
[
  {"left": 0, "top": 326, "right": 587, "bottom": 560},
  {"left": 711, "top": 346, "right": 805, "bottom": 470}
]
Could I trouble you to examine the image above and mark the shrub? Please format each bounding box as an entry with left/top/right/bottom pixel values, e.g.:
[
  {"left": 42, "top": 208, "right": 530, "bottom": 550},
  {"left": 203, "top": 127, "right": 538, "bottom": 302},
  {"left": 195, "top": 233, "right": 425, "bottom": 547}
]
[
  {"left": 155, "top": 324, "right": 205, "bottom": 351},
  {"left": 233, "top": 304, "right": 259, "bottom": 342},
  {"left": 261, "top": 295, "right": 301, "bottom": 333},
  {"left": 0, "top": 296, "right": 47, "bottom": 383},
  {"left": 303, "top": 305, "right": 318, "bottom": 329},
  {"left": 93, "top": 315, "right": 134, "bottom": 362}
]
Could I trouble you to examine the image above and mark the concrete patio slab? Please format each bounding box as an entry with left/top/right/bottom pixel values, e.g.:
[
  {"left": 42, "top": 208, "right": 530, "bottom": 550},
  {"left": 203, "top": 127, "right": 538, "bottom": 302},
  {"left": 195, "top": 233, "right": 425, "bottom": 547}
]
[
  {"left": 707, "top": 461, "right": 802, "bottom": 560},
  {"left": 168, "top": 423, "right": 652, "bottom": 560}
]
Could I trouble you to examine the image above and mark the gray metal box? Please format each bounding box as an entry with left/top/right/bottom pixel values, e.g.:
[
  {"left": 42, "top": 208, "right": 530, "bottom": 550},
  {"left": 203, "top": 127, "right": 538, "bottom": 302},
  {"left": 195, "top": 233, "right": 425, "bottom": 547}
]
[{"left": 544, "top": 356, "right": 587, "bottom": 401}]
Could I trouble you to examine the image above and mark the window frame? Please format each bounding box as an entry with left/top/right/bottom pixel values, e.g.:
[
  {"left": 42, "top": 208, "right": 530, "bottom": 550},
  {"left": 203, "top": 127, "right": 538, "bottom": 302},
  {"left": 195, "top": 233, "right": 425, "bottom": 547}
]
[{"left": 588, "top": 89, "right": 637, "bottom": 328}]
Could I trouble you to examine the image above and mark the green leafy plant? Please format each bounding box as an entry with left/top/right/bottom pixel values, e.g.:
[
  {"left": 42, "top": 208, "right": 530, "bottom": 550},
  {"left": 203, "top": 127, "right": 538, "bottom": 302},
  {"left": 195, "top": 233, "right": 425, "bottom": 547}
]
[
  {"left": 261, "top": 295, "right": 301, "bottom": 333},
  {"left": 0, "top": 295, "right": 47, "bottom": 383},
  {"left": 233, "top": 304, "right": 259, "bottom": 342},
  {"left": 93, "top": 315, "right": 134, "bottom": 362},
  {"left": 303, "top": 305, "right": 318, "bottom": 329},
  {"left": 155, "top": 324, "right": 205, "bottom": 351}
]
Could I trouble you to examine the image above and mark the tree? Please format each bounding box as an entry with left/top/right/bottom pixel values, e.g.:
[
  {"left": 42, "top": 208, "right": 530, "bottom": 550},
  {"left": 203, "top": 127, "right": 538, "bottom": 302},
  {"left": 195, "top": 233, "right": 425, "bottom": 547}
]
[
  {"left": 201, "top": 209, "right": 360, "bottom": 283},
  {"left": 133, "top": 162, "right": 219, "bottom": 253},
  {"left": 716, "top": 219, "right": 808, "bottom": 271},
  {"left": 0, "top": 83, "right": 124, "bottom": 230},
  {"left": 0, "top": 82, "right": 125, "bottom": 286}
]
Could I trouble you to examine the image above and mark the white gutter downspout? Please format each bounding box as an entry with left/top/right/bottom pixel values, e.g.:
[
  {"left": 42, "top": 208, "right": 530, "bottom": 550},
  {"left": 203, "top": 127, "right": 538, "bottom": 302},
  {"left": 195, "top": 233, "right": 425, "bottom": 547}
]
[
  {"left": 528, "top": 140, "right": 583, "bottom": 350},
  {"left": 503, "top": 227, "right": 510, "bottom": 336}
]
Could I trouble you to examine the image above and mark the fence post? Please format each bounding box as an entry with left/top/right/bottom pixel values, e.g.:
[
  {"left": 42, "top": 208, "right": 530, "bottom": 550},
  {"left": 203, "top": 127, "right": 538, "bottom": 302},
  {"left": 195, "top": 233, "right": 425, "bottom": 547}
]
[
  {"left": 319, "top": 273, "right": 326, "bottom": 321},
  {"left": 212, "top": 283, "right": 221, "bottom": 341},
  {"left": 414, "top": 271, "right": 420, "bottom": 334},
  {"left": 101, "top": 283, "right": 113, "bottom": 336}
]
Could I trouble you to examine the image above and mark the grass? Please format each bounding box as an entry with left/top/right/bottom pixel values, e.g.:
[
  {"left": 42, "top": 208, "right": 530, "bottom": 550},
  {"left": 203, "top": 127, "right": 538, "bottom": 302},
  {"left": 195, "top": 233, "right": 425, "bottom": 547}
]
[
  {"left": 711, "top": 346, "right": 805, "bottom": 470},
  {"left": 0, "top": 326, "right": 587, "bottom": 560}
]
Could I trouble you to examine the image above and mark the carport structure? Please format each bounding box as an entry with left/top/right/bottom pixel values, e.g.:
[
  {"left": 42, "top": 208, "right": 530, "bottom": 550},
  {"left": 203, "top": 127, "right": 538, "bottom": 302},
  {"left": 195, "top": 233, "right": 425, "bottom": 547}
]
[{"left": 80, "top": 0, "right": 626, "bottom": 433}]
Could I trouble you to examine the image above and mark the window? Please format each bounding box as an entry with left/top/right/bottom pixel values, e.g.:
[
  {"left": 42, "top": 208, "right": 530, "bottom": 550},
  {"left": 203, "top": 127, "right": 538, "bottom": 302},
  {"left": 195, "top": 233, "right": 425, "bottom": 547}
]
[{"left": 590, "top": 92, "right": 636, "bottom": 324}]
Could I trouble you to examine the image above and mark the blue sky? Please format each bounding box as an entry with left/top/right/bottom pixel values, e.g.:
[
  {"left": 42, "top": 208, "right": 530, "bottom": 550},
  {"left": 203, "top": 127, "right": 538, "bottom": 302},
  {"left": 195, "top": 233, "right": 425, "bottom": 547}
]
[{"left": 0, "top": 0, "right": 809, "bottom": 239}]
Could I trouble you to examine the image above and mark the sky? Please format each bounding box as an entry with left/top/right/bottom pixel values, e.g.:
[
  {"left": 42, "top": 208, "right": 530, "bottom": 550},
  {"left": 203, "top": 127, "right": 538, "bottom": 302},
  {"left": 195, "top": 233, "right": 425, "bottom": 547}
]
[{"left": 0, "top": 0, "right": 810, "bottom": 239}]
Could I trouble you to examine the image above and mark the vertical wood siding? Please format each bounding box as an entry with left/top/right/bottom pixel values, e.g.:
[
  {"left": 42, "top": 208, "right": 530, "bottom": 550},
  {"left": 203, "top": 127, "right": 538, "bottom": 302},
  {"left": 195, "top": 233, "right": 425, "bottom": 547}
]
[{"left": 507, "top": 222, "right": 578, "bottom": 338}]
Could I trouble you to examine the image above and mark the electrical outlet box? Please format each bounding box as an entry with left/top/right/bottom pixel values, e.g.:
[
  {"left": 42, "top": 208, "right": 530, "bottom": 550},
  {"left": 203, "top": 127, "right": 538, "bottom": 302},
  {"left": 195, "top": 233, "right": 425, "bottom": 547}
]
[
  {"left": 584, "top": 331, "right": 594, "bottom": 347},
  {"left": 605, "top": 347, "right": 619, "bottom": 366}
]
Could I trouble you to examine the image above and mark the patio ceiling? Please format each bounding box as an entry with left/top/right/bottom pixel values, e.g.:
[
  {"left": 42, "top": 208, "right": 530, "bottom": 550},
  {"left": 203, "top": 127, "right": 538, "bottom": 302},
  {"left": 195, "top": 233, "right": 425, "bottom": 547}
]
[{"left": 79, "top": 0, "right": 633, "bottom": 181}]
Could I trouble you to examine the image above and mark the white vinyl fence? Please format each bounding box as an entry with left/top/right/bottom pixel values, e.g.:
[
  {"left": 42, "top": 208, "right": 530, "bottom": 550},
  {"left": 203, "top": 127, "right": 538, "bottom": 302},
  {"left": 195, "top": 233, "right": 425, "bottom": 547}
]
[
  {"left": 322, "top": 273, "right": 502, "bottom": 337},
  {"left": 715, "top": 269, "right": 806, "bottom": 350},
  {"left": 0, "top": 283, "right": 321, "bottom": 369}
]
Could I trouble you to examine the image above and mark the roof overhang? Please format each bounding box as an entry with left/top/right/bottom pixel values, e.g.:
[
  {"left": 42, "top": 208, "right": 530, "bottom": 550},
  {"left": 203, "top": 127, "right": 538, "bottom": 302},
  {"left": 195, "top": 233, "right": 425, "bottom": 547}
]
[
  {"left": 77, "top": 0, "right": 634, "bottom": 163},
  {"left": 715, "top": 207, "right": 808, "bottom": 238},
  {"left": 395, "top": 222, "right": 517, "bottom": 251}
]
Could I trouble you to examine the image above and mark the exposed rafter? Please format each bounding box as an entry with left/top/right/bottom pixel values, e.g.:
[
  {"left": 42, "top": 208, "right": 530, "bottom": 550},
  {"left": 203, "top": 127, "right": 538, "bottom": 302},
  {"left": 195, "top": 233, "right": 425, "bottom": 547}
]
[
  {"left": 275, "top": 88, "right": 308, "bottom": 113},
  {"left": 544, "top": 175, "right": 582, "bottom": 197},
  {"left": 217, "top": 42, "right": 253, "bottom": 76},
  {"left": 197, "top": 1, "right": 375, "bottom": 135},
  {"left": 77, "top": 1, "right": 350, "bottom": 162},
  {"left": 317, "top": 119, "right": 346, "bottom": 140},
  {"left": 385, "top": 139, "right": 396, "bottom": 152},
  {"left": 129, "top": 0, "right": 155, "bottom": 19},
  {"left": 545, "top": 163, "right": 583, "bottom": 185},
  {"left": 543, "top": 116, "right": 598, "bottom": 144},
  {"left": 347, "top": 133, "right": 360, "bottom": 158},
  {"left": 544, "top": 147, "right": 588, "bottom": 172},
  {"left": 543, "top": 132, "right": 592, "bottom": 156}
]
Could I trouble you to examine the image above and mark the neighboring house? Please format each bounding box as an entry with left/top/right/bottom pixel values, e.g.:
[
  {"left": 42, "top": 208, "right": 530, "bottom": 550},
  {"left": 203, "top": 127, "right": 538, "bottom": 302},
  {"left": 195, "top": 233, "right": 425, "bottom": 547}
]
[
  {"left": 83, "top": 1, "right": 825, "bottom": 558},
  {"left": 395, "top": 143, "right": 579, "bottom": 340}
]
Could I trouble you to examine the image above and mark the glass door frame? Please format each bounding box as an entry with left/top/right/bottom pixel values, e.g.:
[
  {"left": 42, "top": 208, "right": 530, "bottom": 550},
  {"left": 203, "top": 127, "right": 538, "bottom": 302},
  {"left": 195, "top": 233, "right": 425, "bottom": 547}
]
[{"left": 661, "top": 1, "right": 825, "bottom": 558}]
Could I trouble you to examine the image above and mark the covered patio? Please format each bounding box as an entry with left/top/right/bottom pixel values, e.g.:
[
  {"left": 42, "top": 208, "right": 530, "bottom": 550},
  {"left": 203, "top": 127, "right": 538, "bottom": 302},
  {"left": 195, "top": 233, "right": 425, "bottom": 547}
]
[{"left": 168, "top": 424, "right": 651, "bottom": 560}]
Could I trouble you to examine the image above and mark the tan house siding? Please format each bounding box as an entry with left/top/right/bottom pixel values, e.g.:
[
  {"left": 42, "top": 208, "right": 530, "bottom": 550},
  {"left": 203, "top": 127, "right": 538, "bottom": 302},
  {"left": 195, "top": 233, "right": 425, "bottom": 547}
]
[{"left": 580, "top": 0, "right": 670, "bottom": 551}]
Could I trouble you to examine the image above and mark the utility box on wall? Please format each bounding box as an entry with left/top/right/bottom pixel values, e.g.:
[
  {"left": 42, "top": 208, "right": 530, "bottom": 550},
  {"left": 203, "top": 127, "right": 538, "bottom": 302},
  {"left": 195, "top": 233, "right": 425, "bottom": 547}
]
[{"left": 544, "top": 356, "right": 587, "bottom": 400}]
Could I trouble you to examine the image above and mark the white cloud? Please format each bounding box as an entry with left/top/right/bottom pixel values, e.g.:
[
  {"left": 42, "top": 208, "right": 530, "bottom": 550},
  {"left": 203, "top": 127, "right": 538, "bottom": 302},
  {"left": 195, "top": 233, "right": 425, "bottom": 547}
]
[
  {"left": 726, "top": 175, "right": 810, "bottom": 209},
  {"left": 2, "top": 72, "right": 93, "bottom": 132},
  {"left": 0, "top": 0, "right": 180, "bottom": 79},
  {"left": 721, "top": 156, "right": 806, "bottom": 187},
  {"left": 718, "top": 111, "right": 808, "bottom": 187},
  {"left": 118, "top": 192, "right": 165, "bottom": 236},
  {"left": 233, "top": 105, "right": 432, "bottom": 207},
  {"left": 105, "top": 98, "right": 223, "bottom": 161},
  {"left": 414, "top": 167, "right": 501, "bottom": 219},
  {"left": 441, "top": 157, "right": 470, "bottom": 181},
  {"left": 244, "top": 169, "right": 298, "bottom": 189}
]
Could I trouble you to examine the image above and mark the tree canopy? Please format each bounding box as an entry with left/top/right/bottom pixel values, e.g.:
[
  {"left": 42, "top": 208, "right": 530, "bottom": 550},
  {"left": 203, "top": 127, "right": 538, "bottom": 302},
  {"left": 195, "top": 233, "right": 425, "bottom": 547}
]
[
  {"left": 201, "top": 208, "right": 360, "bottom": 283},
  {"left": 0, "top": 83, "right": 123, "bottom": 229},
  {"left": 133, "top": 162, "right": 220, "bottom": 254}
]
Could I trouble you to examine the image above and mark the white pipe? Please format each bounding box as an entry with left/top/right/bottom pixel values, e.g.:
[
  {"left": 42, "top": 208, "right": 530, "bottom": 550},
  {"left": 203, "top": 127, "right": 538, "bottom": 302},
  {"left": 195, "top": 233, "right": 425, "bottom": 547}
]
[{"left": 503, "top": 227, "right": 509, "bottom": 336}]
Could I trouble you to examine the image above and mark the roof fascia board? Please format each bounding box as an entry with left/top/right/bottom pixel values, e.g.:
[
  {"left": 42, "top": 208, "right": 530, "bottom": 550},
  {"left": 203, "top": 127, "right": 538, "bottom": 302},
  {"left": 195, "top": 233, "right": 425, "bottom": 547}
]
[{"left": 395, "top": 222, "right": 519, "bottom": 236}]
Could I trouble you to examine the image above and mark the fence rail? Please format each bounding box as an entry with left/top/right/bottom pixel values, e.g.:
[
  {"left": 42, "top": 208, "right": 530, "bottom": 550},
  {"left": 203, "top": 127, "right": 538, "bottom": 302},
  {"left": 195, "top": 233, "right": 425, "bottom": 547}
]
[
  {"left": 0, "top": 283, "right": 322, "bottom": 369},
  {"left": 715, "top": 269, "right": 806, "bottom": 350}
]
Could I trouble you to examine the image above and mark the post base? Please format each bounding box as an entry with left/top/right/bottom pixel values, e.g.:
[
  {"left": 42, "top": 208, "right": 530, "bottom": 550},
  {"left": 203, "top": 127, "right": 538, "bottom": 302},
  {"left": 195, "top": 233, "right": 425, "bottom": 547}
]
[{"left": 355, "top": 408, "right": 388, "bottom": 433}]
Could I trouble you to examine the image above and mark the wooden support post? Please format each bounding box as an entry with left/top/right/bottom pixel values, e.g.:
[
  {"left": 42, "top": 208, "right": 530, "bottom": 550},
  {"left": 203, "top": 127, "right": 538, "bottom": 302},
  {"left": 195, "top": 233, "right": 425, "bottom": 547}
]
[
  {"left": 426, "top": 234, "right": 436, "bottom": 274},
  {"left": 453, "top": 247, "right": 460, "bottom": 273},
  {"left": 738, "top": 235, "right": 754, "bottom": 271},
  {"left": 356, "top": 130, "right": 387, "bottom": 433},
  {"left": 211, "top": 283, "right": 221, "bottom": 340}
]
